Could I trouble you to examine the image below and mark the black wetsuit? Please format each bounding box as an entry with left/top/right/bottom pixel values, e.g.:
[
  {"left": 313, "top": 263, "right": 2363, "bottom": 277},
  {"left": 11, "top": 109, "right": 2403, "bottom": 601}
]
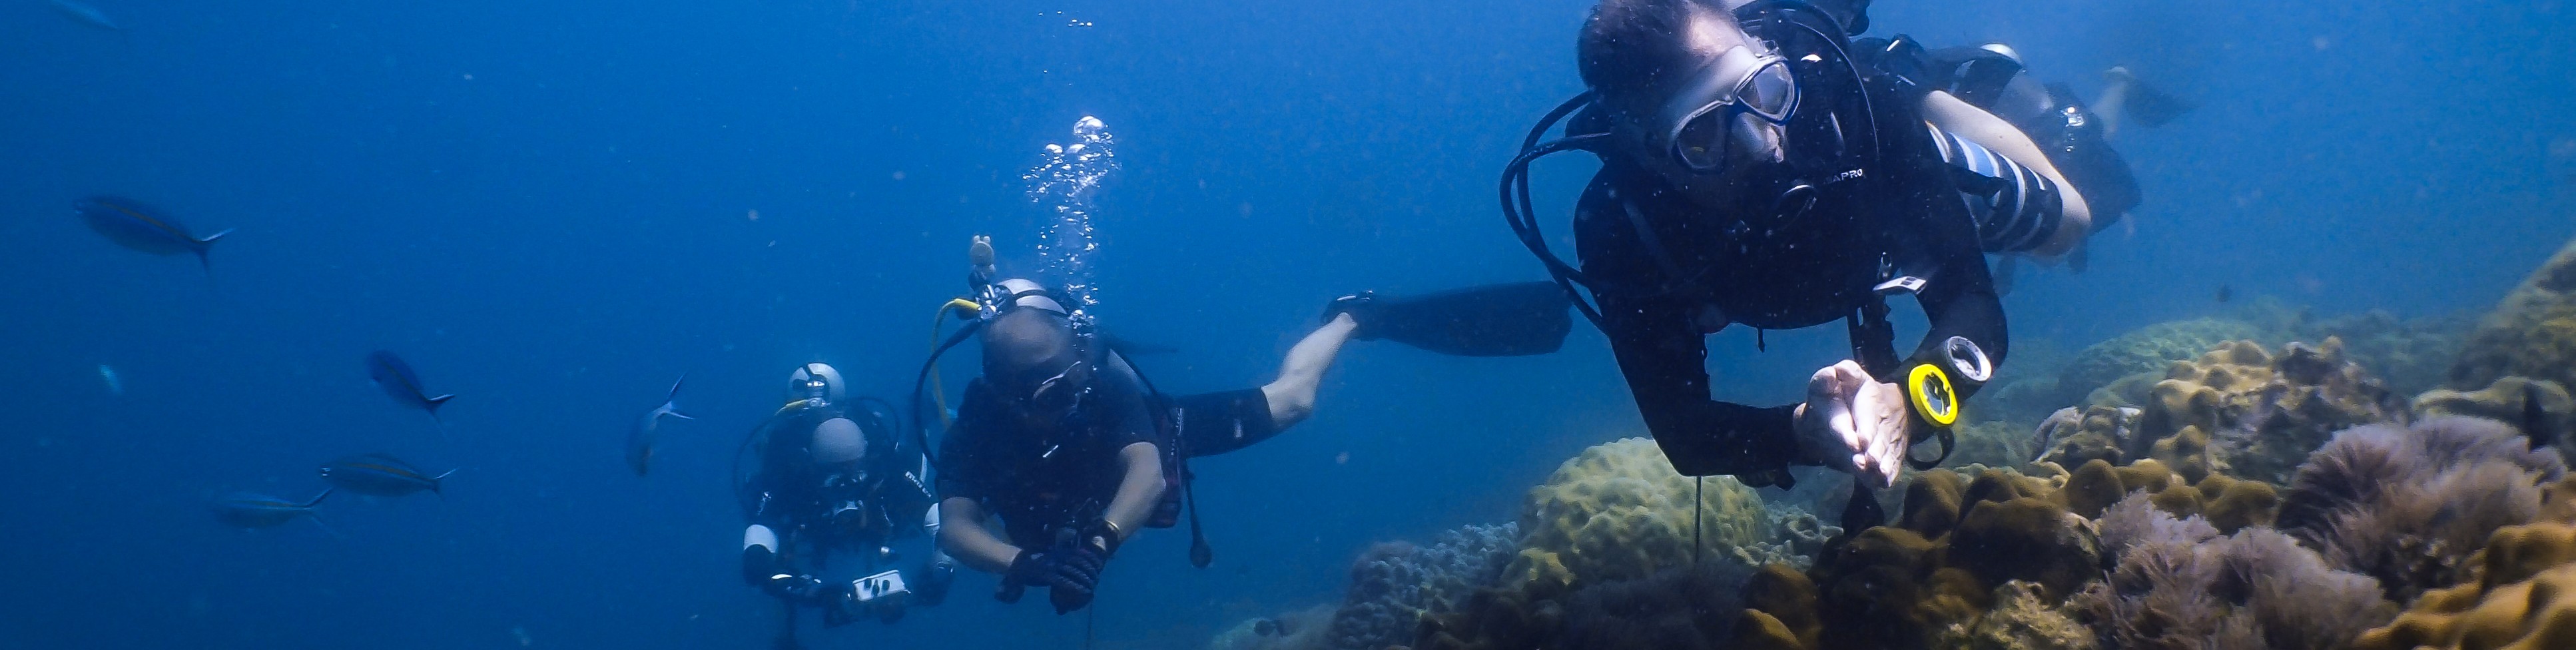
[
  {"left": 741, "top": 404, "right": 942, "bottom": 625},
  {"left": 937, "top": 355, "right": 1281, "bottom": 548},
  {"left": 1572, "top": 63, "right": 2008, "bottom": 488}
]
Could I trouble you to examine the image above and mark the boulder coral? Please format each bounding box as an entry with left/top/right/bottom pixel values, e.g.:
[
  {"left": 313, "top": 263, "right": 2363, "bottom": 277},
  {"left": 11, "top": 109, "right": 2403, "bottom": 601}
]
[
  {"left": 2055, "top": 318, "right": 2269, "bottom": 411},
  {"left": 2447, "top": 234, "right": 2576, "bottom": 396},
  {"left": 2415, "top": 375, "right": 2574, "bottom": 450},
  {"left": 1324, "top": 523, "right": 1519, "bottom": 650},
  {"left": 2354, "top": 521, "right": 2576, "bottom": 650},
  {"left": 1506, "top": 438, "right": 1771, "bottom": 590},
  {"left": 2116, "top": 338, "right": 2391, "bottom": 484}
]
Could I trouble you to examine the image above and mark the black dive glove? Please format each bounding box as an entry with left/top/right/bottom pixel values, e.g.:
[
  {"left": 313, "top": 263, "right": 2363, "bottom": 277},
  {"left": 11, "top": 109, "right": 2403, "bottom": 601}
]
[
  {"left": 1002, "top": 543, "right": 1103, "bottom": 614},
  {"left": 1321, "top": 292, "right": 1383, "bottom": 340}
]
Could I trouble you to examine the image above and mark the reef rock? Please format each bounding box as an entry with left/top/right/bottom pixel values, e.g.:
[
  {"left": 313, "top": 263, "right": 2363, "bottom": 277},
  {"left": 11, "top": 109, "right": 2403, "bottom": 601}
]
[
  {"left": 2448, "top": 235, "right": 2576, "bottom": 396},
  {"left": 1944, "top": 420, "right": 2042, "bottom": 470},
  {"left": 2033, "top": 406, "right": 2142, "bottom": 469},
  {"left": 2355, "top": 523, "right": 2576, "bottom": 650},
  {"left": 2415, "top": 375, "right": 2575, "bottom": 450},
  {"left": 1325, "top": 523, "right": 1519, "bottom": 650},
  {"left": 1507, "top": 438, "right": 1770, "bottom": 590}
]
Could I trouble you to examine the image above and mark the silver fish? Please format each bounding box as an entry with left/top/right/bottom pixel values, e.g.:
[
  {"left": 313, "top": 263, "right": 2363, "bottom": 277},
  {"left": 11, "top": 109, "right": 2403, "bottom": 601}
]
[
  {"left": 367, "top": 350, "right": 456, "bottom": 422},
  {"left": 214, "top": 488, "right": 332, "bottom": 529},
  {"left": 319, "top": 454, "right": 454, "bottom": 497},
  {"left": 626, "top": 375, "right": 695, "bottom": 476},
  {"left": 47, "top": 0, "right": 120, "bottom": 31},
  {"left": 75, "top": 196, "right": 231, "bottom": 271}
]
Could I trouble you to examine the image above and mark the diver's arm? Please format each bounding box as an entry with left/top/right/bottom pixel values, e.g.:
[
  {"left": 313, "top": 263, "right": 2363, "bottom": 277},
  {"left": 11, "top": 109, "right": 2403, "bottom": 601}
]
[
  {"left": 936, "top": 497, "right": 1022, "bottom": 574},
  {"left": 1920, "top": 90, "right": 2093, "bottom": 256},
  {"left": 1097, "top": 442, "right": 1165, "bottom": 545},
  {"left": 1905, "top": 198, "right": 2011, "bottom": 397},
  {"left": 1595, "top": 294, "right": 1804, "bottom": 480}
]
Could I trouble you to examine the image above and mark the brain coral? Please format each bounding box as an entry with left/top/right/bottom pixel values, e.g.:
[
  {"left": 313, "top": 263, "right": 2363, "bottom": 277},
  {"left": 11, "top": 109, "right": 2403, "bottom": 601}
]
[
  {"left": 1507, "top": 438, "right": 1770, "bottom": 590},
  {"left": 2448, "top": 234, "right": 2576, "bottom": 395},
  {"left": 2354, "top": 521, "right": 2576, "bottom": 650}
]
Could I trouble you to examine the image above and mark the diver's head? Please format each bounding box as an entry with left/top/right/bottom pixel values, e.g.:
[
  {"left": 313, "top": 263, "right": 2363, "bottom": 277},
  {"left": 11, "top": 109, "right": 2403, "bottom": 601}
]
[
  {"left": 789, "top": 362, "right": 846, "bottom": 406},
  {"left": 980, "top": 306, "right": 1095, "bottom": 430},
  {"left": 810, "top": 417, "right": 868, "bottom": 468},
  {"left": 1580, "top": 0, "right": 1868, "bottom": 212}
]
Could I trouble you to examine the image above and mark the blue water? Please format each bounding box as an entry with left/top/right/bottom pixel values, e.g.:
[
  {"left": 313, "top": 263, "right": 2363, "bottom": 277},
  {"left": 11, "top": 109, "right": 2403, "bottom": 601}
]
[{"left": 2, "top": 1, "right": 2569, "bottom": 648}]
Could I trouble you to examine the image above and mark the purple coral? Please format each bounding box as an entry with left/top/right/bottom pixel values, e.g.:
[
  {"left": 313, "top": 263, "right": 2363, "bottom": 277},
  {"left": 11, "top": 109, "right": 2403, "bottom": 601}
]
[
  {"left": 2076, "top": 493, "right": 2395, "bottom": 650},
  {"left": 2277, "top": 416, "right": 2566, "bottom": 601}
]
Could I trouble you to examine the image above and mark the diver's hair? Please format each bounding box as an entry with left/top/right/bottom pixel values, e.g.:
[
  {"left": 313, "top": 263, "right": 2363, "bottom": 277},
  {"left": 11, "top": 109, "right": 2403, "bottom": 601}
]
[{"left": 1578, "top": 0, "right": 1710, "bottom": 101}]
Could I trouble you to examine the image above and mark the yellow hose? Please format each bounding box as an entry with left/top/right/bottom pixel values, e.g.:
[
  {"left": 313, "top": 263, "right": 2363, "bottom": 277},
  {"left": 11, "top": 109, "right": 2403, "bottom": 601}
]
[{"left": 928, "top": 298, "right": 980, "bottom": 429}]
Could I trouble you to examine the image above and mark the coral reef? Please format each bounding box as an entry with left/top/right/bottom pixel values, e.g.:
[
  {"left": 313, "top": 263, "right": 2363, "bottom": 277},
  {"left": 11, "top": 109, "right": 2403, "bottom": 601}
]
[
  {"left": 2072, "top": 493, "right": 2396, "bottom": 650},
  {"left": 2032, "top": 405, "right": 2142, "bottom": 468},
  {"left": 1931, "top": 580, "right": 2097, "bottom": 650},
  {"left": 1787, "top": 468, "right": 2102, "bottom": 649},
  {"left": 1944, "top": 420, "right": 2042, "bottom": 470},
  {"left": 2447, "top": 235, "right": 2576, "bottom": 396},
  {"left": 2276, "top": 417, "right": 2567, "bottom": 603},
  {"left": 1552, "top": 561, "right": 1757, "bottom": 650},
  {"left": 2415, "top": 375, "right": 2575, "bottom": 450},
  {"left": 1508, "top": 438, "right": 1771, "bottom": 590},
  {"left": 2055, "top": 318, "right": 2271, "bottom": 410},
  {"left": 2290, "top": 309, "right": 2470, "bottom": 398},
  {"left": 2354, "top": 521, "right": 2576, "bottom": 650},
  {"left": 1209, "top": 604, "right": 1336, "bottom": 650},
  {"left": 2100, "top": 338, "right": 2391, "bottom": 484},
  {"left": 1324, "top": 523, "right": 1519, "bottom": 650}
]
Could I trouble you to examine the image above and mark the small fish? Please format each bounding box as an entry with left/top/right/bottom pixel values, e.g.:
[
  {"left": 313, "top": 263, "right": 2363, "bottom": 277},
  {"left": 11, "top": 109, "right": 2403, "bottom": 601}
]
[
  {"left": 214, "top": 488, "right": 334, "bottom": 529},
  {"left": 626, "top": 375, "right": 695, "bottom": 476},
  {"left": 319, "top": 453, "right": 454, "bottom": 497},
  {"left": 97, "top": 364, "right": 123, "bottom": 396},
  {"left": 47, "top": 0, "right": 121, "bottom": 31},
  {"left": 75, "top": 196, "right": 232, "bottom": 271},
  {"left": 2526, "top": 383, "right": 2559, "bottom": 450},
  {"left": 367, "top": 350, "right": 456, "bottom": 421},
  {"left": 2214, "top": 284, "right": 2234, "bottom": 303}
]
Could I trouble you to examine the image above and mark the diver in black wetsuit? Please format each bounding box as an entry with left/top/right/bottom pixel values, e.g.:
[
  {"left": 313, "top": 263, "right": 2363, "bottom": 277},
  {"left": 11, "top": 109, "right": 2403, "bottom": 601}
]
[
  {"left": 926, "top": 268, "right": 1379, "bottom": 615},
  {"left": 737, "top": 364, "right": 952, "bottom": 649},
  {"left": 1499, "top": 0, "right": 2153, "bottom": 525}
]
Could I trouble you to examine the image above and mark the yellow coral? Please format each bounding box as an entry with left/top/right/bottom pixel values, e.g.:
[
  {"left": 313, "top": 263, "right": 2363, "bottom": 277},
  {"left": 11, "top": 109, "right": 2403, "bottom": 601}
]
[
  {"left": 2354, "top": 522, "right": 2576, "bottom": 650},
  {"left": 2124, "top": 338, "right": 2390, "bottom": 484},
  {"left": 1507, "top": 438, "right": 1769, "bottom": 589}
]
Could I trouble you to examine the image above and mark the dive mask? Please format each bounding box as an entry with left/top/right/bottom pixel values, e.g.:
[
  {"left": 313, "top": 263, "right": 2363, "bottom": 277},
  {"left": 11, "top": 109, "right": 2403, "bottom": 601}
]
[{"left": 1659, "top": 43, "right": 1799, "bottom": 173}]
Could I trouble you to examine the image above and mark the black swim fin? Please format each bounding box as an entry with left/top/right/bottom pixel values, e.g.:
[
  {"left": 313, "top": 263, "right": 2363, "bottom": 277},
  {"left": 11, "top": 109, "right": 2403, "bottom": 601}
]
[
  {"left": 1327, "top": 282, "right": 1573, "bottom": 357},
  {"left": 2105, "top": 67, "right": 2196, "bottom": 129}
]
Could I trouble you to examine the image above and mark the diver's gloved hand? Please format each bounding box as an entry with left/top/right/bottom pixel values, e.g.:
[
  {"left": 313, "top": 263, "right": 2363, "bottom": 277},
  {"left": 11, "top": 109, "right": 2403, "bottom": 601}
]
[
  {"left": 764, "top": 573, "right": 837, "bottom": 605},
  {"left": 1795, "top": 360, "right": 1913, "bottom": 488},
  {"left": 916, "top": 559, "right": 956, "bottom": 607},
  {"left": 1004, "top": 546, "right": 1100, "bottom": 614},
  {"left": 1320, "top": 292, "right": 1382, "bottom": 340}
]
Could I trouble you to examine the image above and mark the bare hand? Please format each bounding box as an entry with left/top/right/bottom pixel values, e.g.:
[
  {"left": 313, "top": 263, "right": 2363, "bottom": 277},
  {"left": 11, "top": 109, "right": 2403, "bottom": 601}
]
[{"left": 1796, "top": 360, "right": 1913, "bottom": 486}]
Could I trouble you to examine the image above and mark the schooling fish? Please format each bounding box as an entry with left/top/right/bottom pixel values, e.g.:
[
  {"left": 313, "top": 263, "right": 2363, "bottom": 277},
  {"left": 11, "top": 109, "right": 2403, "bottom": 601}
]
[
  {"left": 319, "top": 453, "right": 454, "bottom": 497},
  {"left": 47, "top": 0, "right": 121, "bottom": 31},
  {"left": 214, "top": 488, "right": 333, "bottom": 529},
  {"left": 367, "top": 350, "right": 456, "bottom": 421},
  {"left": 626, "top": 375, "right": 695, "bottom": 476},
  {"left": 75, "top": 196, "right": 232, "bottom": 271}
]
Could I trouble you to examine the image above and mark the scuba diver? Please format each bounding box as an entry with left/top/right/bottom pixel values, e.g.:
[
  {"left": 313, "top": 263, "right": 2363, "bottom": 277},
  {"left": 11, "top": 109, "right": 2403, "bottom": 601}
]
[
  {"left": 737, "top": 362, "right": 952, "bottom": 649},
  {"left": 918, "top": 236, "right": 1571, "bottom": 614},
  {"left": 1497, "top": 0, "right": 2178, "bottom": 527}
]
